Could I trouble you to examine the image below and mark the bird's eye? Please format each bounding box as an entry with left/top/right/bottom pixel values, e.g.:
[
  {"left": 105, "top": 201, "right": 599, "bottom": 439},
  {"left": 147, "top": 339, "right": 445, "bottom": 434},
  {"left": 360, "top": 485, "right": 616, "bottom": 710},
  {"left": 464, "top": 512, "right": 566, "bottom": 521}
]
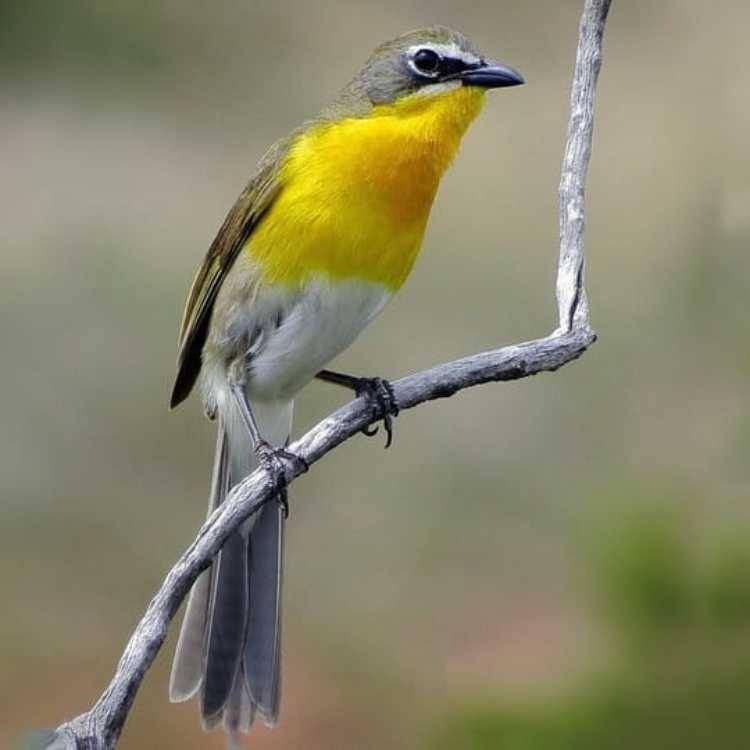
[{"left": 413, "top": 48, "right": 441, "bottom": 75}]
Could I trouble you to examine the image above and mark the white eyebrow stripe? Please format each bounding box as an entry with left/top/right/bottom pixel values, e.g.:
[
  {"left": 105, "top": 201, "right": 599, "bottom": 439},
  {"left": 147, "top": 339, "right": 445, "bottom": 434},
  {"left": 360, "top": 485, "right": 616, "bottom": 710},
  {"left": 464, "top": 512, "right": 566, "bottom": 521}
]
[{"left": 406, "top": 42, "right": 481, "bottom": 66}]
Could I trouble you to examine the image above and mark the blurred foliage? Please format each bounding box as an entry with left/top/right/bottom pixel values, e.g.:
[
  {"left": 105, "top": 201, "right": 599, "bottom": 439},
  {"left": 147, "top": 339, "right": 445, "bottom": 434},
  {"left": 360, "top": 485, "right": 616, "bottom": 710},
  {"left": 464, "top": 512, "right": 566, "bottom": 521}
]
[
  {"left": 432, "top": 666, "right": 750, "bottom": 750},
  {"left": 592, "top": 503, "right": 696, "bottom": 638},
  {"left": 705, "top": 534, "right": 750, "bottom": 627},
  {"left": 431, "top": 502, "right": 750, "bottom": 749},
  {"left": 590, "top": 502, "right": 750, "bottom": 639}
]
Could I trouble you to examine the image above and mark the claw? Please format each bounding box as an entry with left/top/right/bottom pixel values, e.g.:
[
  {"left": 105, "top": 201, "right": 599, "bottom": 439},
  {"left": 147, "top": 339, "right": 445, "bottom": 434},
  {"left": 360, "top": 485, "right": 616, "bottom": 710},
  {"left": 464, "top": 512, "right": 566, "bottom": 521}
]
[
  {"left": 277, "top": 488, "right": 290, "bottom": 519},
  {"left": 382, "top": 413, "right": 395, "bottom": 449},
  {"left": 354, "top": 377, "right": 399, "bottom": 448}
]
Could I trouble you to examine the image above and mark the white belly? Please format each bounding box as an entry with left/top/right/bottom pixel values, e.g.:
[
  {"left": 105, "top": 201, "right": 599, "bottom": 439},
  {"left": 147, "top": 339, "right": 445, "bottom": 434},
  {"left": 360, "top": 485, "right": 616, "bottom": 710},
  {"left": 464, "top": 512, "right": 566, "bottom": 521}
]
[
  {"left": 213, "top": 275, "right": 391, "bottom": 403},
  {"left": 249, "top": 276, "right": 391, "bottom": 400}
]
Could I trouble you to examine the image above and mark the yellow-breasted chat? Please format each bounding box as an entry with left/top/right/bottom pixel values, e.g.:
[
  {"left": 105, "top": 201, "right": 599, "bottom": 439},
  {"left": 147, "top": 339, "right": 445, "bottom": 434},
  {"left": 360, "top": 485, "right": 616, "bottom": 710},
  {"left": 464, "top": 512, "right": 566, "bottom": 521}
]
[{"left": 168, "top": 24, "right": 523, "bottom": 742}]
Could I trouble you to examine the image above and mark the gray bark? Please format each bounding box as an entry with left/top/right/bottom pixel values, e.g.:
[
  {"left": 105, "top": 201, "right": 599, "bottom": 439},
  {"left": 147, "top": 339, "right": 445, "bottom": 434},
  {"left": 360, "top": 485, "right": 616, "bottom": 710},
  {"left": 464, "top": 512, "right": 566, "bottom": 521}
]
[{"left": 41, "top": 1, "right": 611, "bottom": 747}]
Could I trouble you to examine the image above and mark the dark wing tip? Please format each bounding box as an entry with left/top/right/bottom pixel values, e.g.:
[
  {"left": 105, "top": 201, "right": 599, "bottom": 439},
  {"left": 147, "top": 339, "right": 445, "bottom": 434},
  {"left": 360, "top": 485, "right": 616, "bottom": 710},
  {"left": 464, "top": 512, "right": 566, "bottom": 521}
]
[
  {"left": 169, "top": 387, "right": 184, "bottom": 411},
  {"left": 170, "top": 311, "right": 213, "bottom": 410},
  {"left": 170, "top": 357, "right": 200, "bottom": 410}
]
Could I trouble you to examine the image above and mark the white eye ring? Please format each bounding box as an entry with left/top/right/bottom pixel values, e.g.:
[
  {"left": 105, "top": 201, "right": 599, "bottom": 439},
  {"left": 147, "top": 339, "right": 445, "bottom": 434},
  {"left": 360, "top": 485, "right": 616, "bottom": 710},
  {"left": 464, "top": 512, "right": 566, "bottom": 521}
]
[{"left": 408, "top": 47, "right": 442, "bottom": 78}]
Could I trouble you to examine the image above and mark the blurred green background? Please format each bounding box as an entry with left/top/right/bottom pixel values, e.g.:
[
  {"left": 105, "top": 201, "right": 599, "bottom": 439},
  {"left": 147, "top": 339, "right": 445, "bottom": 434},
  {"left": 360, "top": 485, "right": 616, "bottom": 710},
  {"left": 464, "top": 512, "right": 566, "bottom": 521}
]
[{"left": 2, "top": 1, "right": 749, "bottom": 748}]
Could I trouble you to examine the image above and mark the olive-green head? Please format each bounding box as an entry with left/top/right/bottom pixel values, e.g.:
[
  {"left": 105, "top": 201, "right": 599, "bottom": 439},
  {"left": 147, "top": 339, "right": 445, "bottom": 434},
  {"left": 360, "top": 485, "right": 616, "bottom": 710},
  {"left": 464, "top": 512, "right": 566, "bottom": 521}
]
[{"left": 335, "top": 25, "right": 523, "bottom": 112}]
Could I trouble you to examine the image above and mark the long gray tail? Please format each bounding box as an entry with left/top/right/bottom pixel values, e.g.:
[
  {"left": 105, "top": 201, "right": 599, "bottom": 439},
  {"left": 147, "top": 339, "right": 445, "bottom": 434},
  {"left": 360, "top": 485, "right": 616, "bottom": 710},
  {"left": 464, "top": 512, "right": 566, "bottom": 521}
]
[{"left": 169, "top": 399, "right": 292, "bottom": 738}]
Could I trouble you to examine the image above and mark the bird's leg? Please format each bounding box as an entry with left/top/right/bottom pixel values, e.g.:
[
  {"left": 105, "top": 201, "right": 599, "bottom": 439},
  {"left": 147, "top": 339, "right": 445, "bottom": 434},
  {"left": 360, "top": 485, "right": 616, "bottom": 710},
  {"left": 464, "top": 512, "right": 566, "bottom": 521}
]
[
  {"left": 316, "top": 369, "right": 399, "bottom": 448},
  {"left": 229, "top": 383, "right": 308, "bottom": 518}
]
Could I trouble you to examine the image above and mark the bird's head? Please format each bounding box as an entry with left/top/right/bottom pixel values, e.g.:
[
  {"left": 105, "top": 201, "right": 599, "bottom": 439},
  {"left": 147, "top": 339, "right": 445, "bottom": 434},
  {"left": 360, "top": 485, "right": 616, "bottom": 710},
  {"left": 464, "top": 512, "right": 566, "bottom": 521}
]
[{"left": 336, "top": 25, "right": 524, "bottom": 110}]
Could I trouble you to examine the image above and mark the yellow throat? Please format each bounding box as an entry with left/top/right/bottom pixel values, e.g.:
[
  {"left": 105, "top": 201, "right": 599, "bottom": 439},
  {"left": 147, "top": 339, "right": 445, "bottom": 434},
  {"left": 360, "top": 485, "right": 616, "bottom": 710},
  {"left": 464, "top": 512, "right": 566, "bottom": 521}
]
[{"left": 247, "top": 85, "right": 486, "bottom": 291}]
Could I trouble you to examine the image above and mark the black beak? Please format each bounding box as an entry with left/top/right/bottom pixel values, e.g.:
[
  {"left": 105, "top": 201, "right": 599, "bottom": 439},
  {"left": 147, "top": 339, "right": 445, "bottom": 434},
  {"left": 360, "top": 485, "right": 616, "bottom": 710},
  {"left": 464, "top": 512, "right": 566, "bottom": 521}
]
[{"left": 460, "top": 59, "right": 524, "bottom": 89}]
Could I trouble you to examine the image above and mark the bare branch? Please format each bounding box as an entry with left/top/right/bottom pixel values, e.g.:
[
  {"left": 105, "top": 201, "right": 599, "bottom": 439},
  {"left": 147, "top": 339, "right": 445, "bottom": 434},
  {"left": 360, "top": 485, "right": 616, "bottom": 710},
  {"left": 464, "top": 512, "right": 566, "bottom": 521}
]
[
  {"left": 557, "top": 0, "right": 611, "bottom": 332},
  {"left": 42, "top": 2, "right": 611, "bottom": 747}
]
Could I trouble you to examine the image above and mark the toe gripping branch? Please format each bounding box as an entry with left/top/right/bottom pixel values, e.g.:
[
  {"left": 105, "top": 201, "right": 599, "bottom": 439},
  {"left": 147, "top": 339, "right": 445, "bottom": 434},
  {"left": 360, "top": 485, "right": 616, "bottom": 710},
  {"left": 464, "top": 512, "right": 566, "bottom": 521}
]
[
  {"left": 230, "top": 382, "right": 308, "bottom": 519},
  {"left": 355, "top": 377, "right": 399, "bottom": 448},
  {"left": 316, "top": 370, "right": 400, "bottom": 448},
  {"left": 254, "top": 440, "right": 309, "bottom": 518}
]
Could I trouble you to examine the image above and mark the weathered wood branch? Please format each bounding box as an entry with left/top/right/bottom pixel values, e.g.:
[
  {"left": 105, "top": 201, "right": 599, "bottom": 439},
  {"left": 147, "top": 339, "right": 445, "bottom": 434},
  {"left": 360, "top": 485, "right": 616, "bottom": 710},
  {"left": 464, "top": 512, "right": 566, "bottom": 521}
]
[{"left": 41, "top": 1, "right": 611, "bottom": 747}]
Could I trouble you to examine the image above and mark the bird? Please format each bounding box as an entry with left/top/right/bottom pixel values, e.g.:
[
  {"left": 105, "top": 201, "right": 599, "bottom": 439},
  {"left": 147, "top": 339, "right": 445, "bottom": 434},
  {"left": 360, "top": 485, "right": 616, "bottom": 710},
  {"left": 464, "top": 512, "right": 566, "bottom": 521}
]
[{"left": 167, "top": 24, "right": 523, "bottom": 742}]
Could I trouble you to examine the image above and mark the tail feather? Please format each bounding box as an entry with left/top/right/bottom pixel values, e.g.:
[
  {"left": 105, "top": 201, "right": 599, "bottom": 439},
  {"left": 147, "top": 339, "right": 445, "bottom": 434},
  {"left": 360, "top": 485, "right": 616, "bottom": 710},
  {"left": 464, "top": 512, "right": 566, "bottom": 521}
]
[
  {"left": 245, "top": 503, "right": 284, "bottom": 724},
  {"left": 169, "top": 423, "right": 229, "bottom": 702},
  {"left": 170, "top": 398, "right": 293, "bottom": 738},
  {"left": 168, "top": 568, "right": 212, "bottom": 702},
  {"left": 223, "top": 666, "right": 254, "bottom": 736},
  {"left": 201, "top": 530, "right": 249, "bottom": 723}
]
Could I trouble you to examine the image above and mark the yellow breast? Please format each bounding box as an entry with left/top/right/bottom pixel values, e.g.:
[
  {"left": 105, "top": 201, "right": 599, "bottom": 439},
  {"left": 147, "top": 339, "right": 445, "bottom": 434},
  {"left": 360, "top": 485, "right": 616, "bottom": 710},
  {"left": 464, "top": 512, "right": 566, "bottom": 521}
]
[{"left": 247, "top": 85, "right": 485, "bottom": 291}]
